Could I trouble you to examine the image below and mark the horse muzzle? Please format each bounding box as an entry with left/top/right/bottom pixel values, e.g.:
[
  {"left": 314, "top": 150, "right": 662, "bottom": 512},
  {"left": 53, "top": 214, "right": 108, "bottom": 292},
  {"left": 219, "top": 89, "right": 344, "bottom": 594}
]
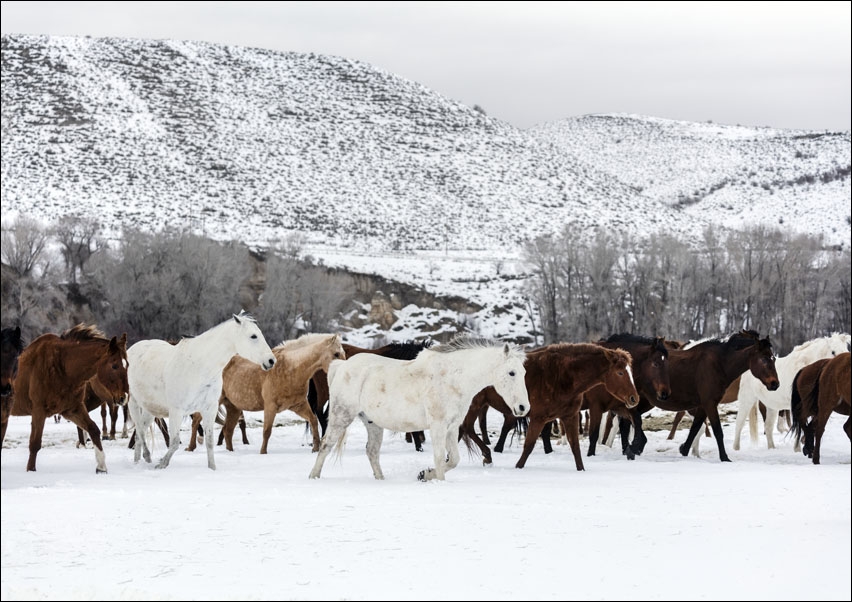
[
  {"left": 625, "top": 395, "right": 639, "bottom": 408},
  {"left": 262, "top": 357, "right": 275, "bottom": 371},
  {"left": 766, "top": 379, "right": 780, "bottom": 391},
  {"left": 512, "top": 403, "right": 529, "bottom": 417}
]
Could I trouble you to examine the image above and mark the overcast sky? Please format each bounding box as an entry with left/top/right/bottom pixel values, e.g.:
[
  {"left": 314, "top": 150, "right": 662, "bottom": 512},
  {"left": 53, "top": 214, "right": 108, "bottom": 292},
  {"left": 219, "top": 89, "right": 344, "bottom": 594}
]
[{"left": 2, "top": 1, "right": 850, "bottom": 131}]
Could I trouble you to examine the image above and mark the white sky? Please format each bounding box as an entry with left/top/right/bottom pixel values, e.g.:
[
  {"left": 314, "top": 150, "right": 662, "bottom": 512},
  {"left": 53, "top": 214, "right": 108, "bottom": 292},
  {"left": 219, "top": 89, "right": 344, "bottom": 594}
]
[
  {"left": 1, "top": 0, "right": 849, "bottom": 131},
  {"left": 1, "top": 409, "right": 850, "bottom": 600}
]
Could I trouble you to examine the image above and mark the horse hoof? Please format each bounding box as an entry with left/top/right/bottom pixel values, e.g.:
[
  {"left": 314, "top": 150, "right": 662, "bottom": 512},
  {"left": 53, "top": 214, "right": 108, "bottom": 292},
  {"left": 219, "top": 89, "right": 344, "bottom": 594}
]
[
  {"left": 678, "top": 444, "right": 690, "bottom": 456},
  {"left": 96, "top": 468, "right": 107, "bottom": 474},
  {"left": 417, "top": 470, "right": 426, "bottom": 481}
]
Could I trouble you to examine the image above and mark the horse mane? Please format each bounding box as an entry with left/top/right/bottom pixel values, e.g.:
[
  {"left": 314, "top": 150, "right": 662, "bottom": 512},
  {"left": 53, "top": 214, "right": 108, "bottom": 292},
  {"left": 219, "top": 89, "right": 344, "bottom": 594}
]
[
  {"left": 275, "top": 332, "right": 336, "bottom": 352},
  {"left": 684, "top": 329, "right": 761, "bottom": 350},
  {"left": 432, "top": 334, "right": 523, "bottom": 358},
  {"left": 792, "top": 332, "right": 852, "bottom": 354},
  {"left": 542, "top": 342, "right": 630, "bottom": 364},
  {"left": 60, "top": 323, "right": 108, "bottom": 342},
  {"left": 602, "top": 333, "right": 656, "bottom": 346},
  {"left": 375, "top": 340, "right": 434, "bottom": 360}
]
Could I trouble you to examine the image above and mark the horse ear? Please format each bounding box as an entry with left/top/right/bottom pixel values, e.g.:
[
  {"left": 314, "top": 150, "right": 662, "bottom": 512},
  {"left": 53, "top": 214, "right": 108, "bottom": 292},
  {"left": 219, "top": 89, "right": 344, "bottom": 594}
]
[
  {"left": 118, "top": 333, "right": 127, "bottom": 347},
  {"left": 14, "top": 326, "right": 21, "bottom": 338},
  {"left": 108, "top": 336, "right": 120, "bottom": 353},
  {"left": 233, "top": 313, "right": 242, "bottom": 325}
]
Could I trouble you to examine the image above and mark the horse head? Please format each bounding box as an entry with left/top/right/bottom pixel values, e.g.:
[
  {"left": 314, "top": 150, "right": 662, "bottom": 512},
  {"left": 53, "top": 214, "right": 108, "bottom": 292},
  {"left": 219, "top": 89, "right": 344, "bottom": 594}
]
[
  {"left": 601, "top": 347, "right": 639, "bottom": 408},
  {"left": 492, "top": 343, "right": 529, "bottom": 418},
  {"left": 749, "top": 336, "right": 780, "bottom": 392},
  {"left": 231, "top": 312, "right": 276, "bottom": 371},
  {"left": 321, "top": 334, "right": 346, "bottom": 371},
  {"left": 94, "top": 333, "right": 130, "bottom": 405},
  {"left": 646, "top": 337, "right": 671, "bottom": 401}
]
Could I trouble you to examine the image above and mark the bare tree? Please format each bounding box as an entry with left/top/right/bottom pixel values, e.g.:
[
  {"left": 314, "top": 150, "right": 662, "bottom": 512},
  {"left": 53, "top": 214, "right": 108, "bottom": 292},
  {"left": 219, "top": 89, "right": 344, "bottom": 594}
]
[
  {"left": 52, "top": 215, "right": 102, "bottom": 284},
  {"left": 1, "top": 215, "right": 50, "bottom": 277}
]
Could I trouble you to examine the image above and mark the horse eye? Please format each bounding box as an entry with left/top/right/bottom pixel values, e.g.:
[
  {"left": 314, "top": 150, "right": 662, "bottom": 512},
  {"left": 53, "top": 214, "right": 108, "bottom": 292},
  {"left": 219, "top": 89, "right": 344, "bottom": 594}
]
[
  {"left": 509, "top": 371, "right": 515, "bottom": 377},
  {"left": 112, "top": 363, "right": 118, "bottom": 370},
  {"left": 334, "top": 352, "right": 341, "bottom": 358},
  {"left": 251, "top": 334, "right": 258, "bottom": 340}
]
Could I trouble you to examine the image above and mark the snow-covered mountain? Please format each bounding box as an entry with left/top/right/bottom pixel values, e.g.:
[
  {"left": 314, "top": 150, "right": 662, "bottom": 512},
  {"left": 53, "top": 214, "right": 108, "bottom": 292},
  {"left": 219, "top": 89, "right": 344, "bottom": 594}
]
[{"left": 1, "top": 34, "right": 850, "bottom": 342}]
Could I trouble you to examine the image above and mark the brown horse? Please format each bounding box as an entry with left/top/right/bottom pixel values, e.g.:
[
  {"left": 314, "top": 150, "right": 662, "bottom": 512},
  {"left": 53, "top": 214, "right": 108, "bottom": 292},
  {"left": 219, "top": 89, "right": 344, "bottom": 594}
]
[
  {"left": 618, "top": 329, "right": 779, "bottom": 462},
  {"left": 9, "top": 324, "right": 129, "bottom": 472},
  {"left": 1, "top": 326, "right": 25, "bottom": 445},
  {"left": 216, "top": 333, "right": 344, "bottom": 454},
  {"left": 790, "top": 352, "right": 851, "bottom": 464},
  {"left": 477, "top": 343, "right": 638, "bottom": 472},
  {"left": 583, "top": 334, "right": 672, "bottom": 459},
  {"left": 309, "top": 340, "right": 434, "bottom": 451}
]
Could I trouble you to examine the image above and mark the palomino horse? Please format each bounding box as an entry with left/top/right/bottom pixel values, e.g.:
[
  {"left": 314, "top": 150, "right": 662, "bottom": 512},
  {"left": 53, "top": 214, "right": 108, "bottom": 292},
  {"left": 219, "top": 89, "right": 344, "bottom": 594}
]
[
  {"left": 732, "top": 333, "right": 850, "bottom": 450},
  {"left": 216, "top": 333, "right": 344, "bottom": 454},
  {"left": 583, "top": 334, "right": 671, "bottom": 459},
  {"left": 1, "top": 325, "right": 25, "bottom": 446},
  {"left": 511, "top": 343, "right": 638, "bottom": 471},
  {"left": 309, "top": 340, "right": 434, "bottom": 450},
  {"left": 617, "top": 329, "right": 779, "bottom": 462},
  {"left": 127, "top": 312, "right": 275, "bottom": 470},
  {"left": 790, "top": 352, "right": 851, "bottom": 464},
  {"left": 309, "top": 335, "right": 529, "bottom": 481},
  {"left": 9, "top": 324, "right": 129, "bottom": 472}
]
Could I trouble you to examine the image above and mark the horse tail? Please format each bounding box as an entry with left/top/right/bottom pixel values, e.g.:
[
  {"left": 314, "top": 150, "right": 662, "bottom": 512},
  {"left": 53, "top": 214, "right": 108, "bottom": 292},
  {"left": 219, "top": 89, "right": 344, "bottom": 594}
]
[
  {"left": 459, "top": 430, "right": 481, "bottom": 459},
  {"left": 748, "top": 402, "right": 759, "bottom": 443},
  {"left": 789, "top": 371, "right": 806, "bottom": 442},
  {"left": 331, "top": 427, "right": 349, "bottom": 463}
]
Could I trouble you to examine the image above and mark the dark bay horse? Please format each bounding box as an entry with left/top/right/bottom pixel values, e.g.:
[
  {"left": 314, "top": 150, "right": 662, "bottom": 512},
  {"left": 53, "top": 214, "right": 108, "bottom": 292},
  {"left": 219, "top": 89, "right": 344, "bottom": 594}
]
[
  {"left": 790, "top": 352, "right": 851, "bottom": 464},
  {"left": 583, "top": 334, "right": 672, "bottom": 459},
  {"left": 10, "top": 324, "right": 129, "bottom": 472},
  {"left": 618, "top": 329, "right": 779, "bottom": 462},
  {"left": 309, "top": 340, "right": 434, "bottom": 451},
  {"left": 1, "top": 325, "right": 25, "bottom": 445},
  {"left": 486, "top": 342, "right": 638, "bottom": 471}
]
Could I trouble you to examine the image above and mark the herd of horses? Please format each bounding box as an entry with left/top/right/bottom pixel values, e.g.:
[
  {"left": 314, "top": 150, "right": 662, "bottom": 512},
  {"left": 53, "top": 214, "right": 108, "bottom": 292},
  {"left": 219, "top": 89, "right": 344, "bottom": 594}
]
[{"left": 0, "top": 318, "right": 849, "bottom": 480}]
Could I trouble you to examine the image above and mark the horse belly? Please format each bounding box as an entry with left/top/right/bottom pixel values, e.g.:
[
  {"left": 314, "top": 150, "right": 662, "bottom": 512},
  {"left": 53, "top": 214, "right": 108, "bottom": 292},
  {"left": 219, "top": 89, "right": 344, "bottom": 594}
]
[{"left": 358, "top": 390, "right": 429, "bottom": 433}]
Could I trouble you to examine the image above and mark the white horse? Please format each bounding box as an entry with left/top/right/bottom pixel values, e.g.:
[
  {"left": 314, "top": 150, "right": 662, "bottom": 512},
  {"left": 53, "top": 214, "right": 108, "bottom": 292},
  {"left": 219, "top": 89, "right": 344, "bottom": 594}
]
[
  {"left": 127, "top": 312, "right": 276, "bottom": 470},
  {"left": 733, "top": 332, "right": 851, "bottom": 450},
  {"left": 309, "top": 335, "right": 529, "bottom": 481}
]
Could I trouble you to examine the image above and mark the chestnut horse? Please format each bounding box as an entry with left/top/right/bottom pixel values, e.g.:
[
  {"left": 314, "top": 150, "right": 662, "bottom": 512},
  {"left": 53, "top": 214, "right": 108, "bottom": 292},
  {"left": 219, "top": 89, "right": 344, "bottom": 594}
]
[
  {"left": 1, "top": 325, "right": 25, "bottom": 446},
  {"left": 502, "top": 343, "right": 639, "bottom": 472},
  {"left": 216, "top": 333, "right": 345, "bottom": 454},
  {"left": 617, "top": 329, "right": 779, "bottom": 462},
  {"left": 790, "top": 352, "right": 851, "bottom": 464},
  {"left": 9, "top": 324, "right": 129, "bottom": 472}
]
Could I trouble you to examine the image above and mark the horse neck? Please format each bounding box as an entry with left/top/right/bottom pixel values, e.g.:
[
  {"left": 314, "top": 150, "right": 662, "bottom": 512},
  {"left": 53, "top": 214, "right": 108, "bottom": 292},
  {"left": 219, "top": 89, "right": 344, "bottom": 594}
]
[
  {"left": 179, "top": 324, "right": 247, "bottom": 375},
  {"left": 277, "top": 340, "right": 332, "bottom": 384},
  {"left": 719, "top": 343, "right": 760, "bottom": 382},
  {"left": 59, "top": 338, "right": 110, "bottom": 383},
  {"left": 433, "top": 348, "right": 505, "bottom": 399}
]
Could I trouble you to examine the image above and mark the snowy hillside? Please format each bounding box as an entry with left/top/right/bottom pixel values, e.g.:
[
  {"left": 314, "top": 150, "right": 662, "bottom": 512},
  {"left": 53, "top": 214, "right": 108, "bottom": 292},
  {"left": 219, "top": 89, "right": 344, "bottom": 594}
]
[{"left": 1, "top": 34, "right": 850, "bottom": 343}]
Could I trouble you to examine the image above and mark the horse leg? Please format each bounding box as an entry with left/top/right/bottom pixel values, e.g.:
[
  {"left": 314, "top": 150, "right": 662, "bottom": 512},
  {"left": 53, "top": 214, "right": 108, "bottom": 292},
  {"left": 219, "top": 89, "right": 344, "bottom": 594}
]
[
  {"left": 26, "top": 411, "right": 47, "bottom": 472},
  {"left": 100, "top": 402, "right": 110, "bottom": 439},
  {"left": 308, "top": 407, "right": 354, "bottom": 479},
  {"left": 239, "top": 414, "right": 249, "bottom": 445},
  {"left": 260, "top": 405, "right": 276, "bottom": 454},
  {"left": 108, "top": 401, "right": 119, "bottom": 440},
  {"left": 493, "top": 412, "right": 515, "bottom": 453},
  {"left": 290, "top": 399, "right": 321, "bottom": 453},
  {"left": 155, "top": 413, "right": 183, "bottom": 469},
  {"left": 76, "top": 425, "right": 88, "bottom": 449},
  {"left": 459, "top": 404, "right": 492, "bottom": 465},
  {"left": 540, "top": 421, "right": 554, "bottom": 454},
  {"left": 65, "top": 406, "right": 109, "bottom": 473},
  {"left": 678, "top": 408, "right": 707, "bottom": 458},
  {"left": 221, "top": 397, "right": 239, "bottom": 452},
  {"left": 443, "top": 429, "right": 461, "bottom": 472},
  {"left": 603, "top": 411, "right": 616, "bottom": 447},
  {"left": 186, "top": 413, "right": 202, "bottom": 451},
  {"left": 667, "top": 411, "right": 684, "bottom": 440},
  {"left": 414, "top": 431, "right": 425, "bottom": 452},
  {"left": 421, "top": 423, "right": 451, "bottom": 481},
  {"left": 733, "top": 398, "right": 756, "bottom": 451},
  {"left": 629, "top": 410, "right": 648, "bottom": 456},
  {"left": 478, "top": 404, "right": 490, "bottom": 446},
  {"left": 120, "top": 404, "right": 129, "bottom": 438},
  {"left": 617, "top": 416, "right": 635, "bottom": 460},
  {"left": 358, "top": 415, "right": 385, "bottom": 480},
  {"left": 562, "top": 412, "right": 585, "bottom": 471},
  {"left": 515, "top": 416, "right": 548, "bottom": 469},
  {"left": 127, "top": 397, "right": 151, "bottom": 463},
  {"left": 586, "top": 406, "right": 603, "bottom": 457},
  {"left": 201, "top": 408, "right": 217, "bottom": 470},
  {"left": 764, "top": 407, "right": 779, "bottom": 449}
]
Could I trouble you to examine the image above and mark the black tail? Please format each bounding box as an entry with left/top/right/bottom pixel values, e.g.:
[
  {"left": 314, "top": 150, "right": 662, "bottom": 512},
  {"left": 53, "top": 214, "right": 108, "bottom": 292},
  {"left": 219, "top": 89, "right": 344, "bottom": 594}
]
[{"left": 790, "top": 368, "right": 820, "bottom": 457}]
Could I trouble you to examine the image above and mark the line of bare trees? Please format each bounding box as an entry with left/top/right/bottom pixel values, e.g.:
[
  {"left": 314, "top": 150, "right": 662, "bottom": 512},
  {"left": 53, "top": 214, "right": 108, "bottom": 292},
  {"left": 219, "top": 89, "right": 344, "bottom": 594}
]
[
  {"left": 2, "top": 215, "right": 850, "bottom": 354},
  {"left": 522, "top": 224, "right": 851, "bottom": 354}
]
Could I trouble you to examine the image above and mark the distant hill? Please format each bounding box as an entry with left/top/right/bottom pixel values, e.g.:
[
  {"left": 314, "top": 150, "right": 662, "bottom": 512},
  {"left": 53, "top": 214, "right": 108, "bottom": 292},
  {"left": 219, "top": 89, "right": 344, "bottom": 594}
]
[{"left": 3, "top": 33, "right": 848, "bottom": 256}]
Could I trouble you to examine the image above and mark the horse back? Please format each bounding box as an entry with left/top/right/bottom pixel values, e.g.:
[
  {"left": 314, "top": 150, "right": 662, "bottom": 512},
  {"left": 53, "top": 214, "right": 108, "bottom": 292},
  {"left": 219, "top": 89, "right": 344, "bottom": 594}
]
[{"left": 821, "top": 352, "right": 851, "bottom": 411}]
